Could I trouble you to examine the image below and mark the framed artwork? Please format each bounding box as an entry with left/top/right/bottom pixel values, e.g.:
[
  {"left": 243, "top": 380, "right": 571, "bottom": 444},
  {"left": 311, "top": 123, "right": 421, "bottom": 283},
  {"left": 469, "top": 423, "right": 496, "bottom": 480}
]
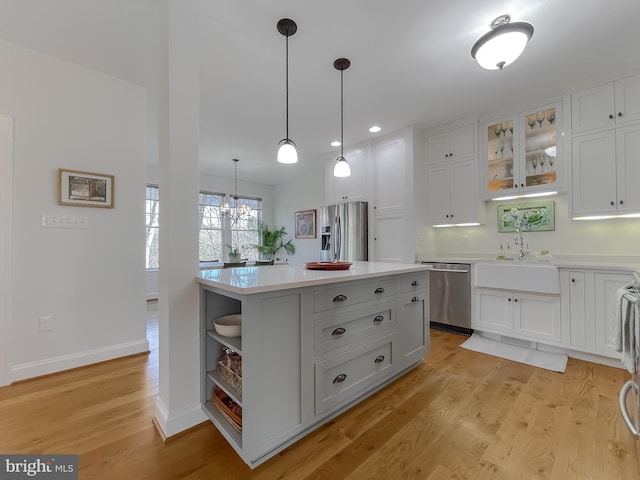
[
  {"left": 497, "top": 200, "right": 554, "bottom": 233},
  {"left": 295, "top": 209, "right": 316, "bottom": 239},
  {"left": 58, "top": 169, "right": 114, "bottom": 208}
]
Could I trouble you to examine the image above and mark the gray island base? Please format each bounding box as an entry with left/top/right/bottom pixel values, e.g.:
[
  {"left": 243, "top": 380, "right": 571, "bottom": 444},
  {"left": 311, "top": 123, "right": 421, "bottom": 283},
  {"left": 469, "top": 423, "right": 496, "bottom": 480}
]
[{"left": 197, "top": 261, "right": 431, "bottom": 468}]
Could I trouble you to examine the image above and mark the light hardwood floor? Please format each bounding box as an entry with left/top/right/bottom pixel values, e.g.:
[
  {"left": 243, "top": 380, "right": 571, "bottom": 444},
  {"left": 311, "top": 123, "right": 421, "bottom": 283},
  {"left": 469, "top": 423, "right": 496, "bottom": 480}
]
[{"left": 1, "top": 303, "right": 638, "bottom": 479}]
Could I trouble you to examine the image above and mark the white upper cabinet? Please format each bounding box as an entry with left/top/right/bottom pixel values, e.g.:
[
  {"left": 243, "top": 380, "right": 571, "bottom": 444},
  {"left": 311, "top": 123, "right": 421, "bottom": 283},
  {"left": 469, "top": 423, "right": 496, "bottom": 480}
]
[
  {"left": 427, "top": 159, "right": 477, "bottom": 224},
  {"left": 427, "top": 124, "right": 474, "bottom": 165},
  {"left": 482, "top": 101, "right": 563, "bottom": 199},
  {"left": 325, "top": 149, "right": 366, "bottom": 204},
  {"left": 572, "top": 73, "right": 640, "bottom": 133},
  {"left": 372, "top": 137, "right": 406, "bottom": 213},
  {"left": 572, "top": 123, "right": 640, "bottom": 216}
]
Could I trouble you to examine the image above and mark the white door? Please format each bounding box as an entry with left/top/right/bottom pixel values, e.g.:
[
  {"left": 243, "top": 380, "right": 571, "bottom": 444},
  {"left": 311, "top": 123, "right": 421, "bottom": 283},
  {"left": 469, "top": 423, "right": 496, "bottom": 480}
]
[
  {"left": 427, "top": 164, "right": 450, "bottom": 224},
  {"left": 594, "top": 272, "right": 631, "bottom": 358},
  {"left": 615, "top": 124, "right": 640, "bottom": 212},
  {"left": 474, "top": 288, "right": 513, "bottom": 334},
  {"left": 449, "top": 159, "right": 476, "bottom": 223},
  {"left": 514, "top": 293, "right": 562, "bottom": 343}
]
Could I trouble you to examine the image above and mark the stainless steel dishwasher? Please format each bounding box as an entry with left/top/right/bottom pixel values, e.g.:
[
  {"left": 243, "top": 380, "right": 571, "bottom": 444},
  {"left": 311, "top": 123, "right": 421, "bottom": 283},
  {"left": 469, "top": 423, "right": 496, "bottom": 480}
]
[{"left": 422, "top": 262, "right": 472, "bottom": 335}]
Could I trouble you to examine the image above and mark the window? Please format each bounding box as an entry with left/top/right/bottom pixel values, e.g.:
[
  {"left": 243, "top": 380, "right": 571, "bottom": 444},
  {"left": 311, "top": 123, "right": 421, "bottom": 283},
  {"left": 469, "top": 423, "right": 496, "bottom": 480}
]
[
  {"left": 145, "top": 184, "right": 159, "bottom": 269},
  {"left": 199, "top": 192, "right": 262, "bottom": 262}
]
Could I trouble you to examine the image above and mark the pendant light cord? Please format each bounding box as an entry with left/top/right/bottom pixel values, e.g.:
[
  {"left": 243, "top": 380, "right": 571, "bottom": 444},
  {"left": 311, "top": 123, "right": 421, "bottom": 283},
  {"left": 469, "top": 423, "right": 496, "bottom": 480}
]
[
  {"left": 340, "top": 69, "right": 344, "bottom": 158},
  {"left": 285, "top": 35, "right": 289, "bottom": 140}
]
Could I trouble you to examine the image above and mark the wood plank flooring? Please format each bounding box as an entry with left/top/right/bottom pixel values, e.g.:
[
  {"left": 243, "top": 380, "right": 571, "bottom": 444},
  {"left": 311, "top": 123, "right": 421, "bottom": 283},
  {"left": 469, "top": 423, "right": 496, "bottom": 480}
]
[{"left": 0, "top": 303, "right": 638, "bottom": 479}]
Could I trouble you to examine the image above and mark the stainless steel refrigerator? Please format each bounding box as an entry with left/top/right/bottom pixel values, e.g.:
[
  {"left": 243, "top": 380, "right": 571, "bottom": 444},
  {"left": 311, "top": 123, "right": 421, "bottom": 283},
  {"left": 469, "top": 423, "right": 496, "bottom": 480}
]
[{"left": 319, "top": 201, "right": 368, "bottom": 262}]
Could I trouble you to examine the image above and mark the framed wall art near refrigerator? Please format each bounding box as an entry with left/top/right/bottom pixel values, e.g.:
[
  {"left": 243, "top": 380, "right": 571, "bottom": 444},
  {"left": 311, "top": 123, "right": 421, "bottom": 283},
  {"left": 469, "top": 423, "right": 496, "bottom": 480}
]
[
  {"left": 58, "top": 168, "right": 114, "bottom": 208},
  {"left": 295, "top": 209, "right": 316, "bottom": 239}
]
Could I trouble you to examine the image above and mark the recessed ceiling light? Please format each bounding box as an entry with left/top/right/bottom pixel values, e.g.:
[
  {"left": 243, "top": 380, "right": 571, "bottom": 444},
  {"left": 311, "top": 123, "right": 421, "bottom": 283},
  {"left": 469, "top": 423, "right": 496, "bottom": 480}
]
[
  {"left": 331, "top": 140, "right": 341, "bottom": 147},
  {"left": 369, "top": 125, "right": 381, "bottom": 133}
]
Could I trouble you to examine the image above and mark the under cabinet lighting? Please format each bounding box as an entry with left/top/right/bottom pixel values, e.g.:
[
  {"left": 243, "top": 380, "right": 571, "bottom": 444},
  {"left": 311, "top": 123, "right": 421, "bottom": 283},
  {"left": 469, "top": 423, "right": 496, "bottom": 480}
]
[
  {"left": 490, "top": 191, "right": 557, "bottom": 202},
  {"left": 573, "top": 213, "right": 640, "bottom": 221},
  {"left": 432, "top": 222, "right": 481, "bottom": 228}
]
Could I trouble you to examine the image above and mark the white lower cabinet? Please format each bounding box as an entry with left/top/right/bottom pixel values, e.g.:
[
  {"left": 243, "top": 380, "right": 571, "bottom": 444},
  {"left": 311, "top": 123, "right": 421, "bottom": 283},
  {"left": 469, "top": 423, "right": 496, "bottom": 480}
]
[
  {"left": 560, "top": 269, "right": 632, "bottom": 359},
  {"left": 474, "top": 288, "right": 561, "bottom": 343}
]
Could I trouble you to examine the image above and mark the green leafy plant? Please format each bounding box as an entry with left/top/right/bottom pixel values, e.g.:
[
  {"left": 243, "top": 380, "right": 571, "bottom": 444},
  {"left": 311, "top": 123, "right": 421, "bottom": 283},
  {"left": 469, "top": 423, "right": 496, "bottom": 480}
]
[
  {"left": 225, "top": 244, "right": 242, "bottom": 261},
  {"left": 254, "top": 223, "right": 296, "bottom": 261}
]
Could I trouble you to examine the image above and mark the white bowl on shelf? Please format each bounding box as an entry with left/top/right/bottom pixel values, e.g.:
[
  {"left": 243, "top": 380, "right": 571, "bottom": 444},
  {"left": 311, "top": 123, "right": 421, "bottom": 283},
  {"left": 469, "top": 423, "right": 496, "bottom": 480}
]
[{"left": 214, "top": 314, "right": 241, "bottom": 337}]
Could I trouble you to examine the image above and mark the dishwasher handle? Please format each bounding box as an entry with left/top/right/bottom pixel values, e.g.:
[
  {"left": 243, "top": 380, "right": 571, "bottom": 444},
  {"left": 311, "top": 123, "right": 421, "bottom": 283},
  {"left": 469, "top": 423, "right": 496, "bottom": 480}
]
[{"left": 430, "top": 268, "right": 469, "bottom": 274}]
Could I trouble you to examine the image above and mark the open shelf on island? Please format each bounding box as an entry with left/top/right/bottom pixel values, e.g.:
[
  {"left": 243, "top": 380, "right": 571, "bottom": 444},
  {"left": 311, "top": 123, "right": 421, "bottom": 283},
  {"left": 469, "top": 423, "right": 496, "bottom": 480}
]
[
  {"left": 207, "top": 369, "right": 242, "bottom": 405},
  {"left": 203, "top": 400, "right": 242, "bottom": 448},
  {"left": 207, "top": 329, "right": 242, "bottom": 354}
]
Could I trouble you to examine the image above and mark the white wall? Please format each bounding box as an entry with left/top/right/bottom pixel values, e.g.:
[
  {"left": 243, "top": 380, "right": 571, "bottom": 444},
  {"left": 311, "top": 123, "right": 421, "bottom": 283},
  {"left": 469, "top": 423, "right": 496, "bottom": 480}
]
[
  {"left": 0, "top": 39, "right": 148, "bottom": 382},
  {"left": 273, "top": 157, "right": 325, "bottom": 264},
  {"left": 433, "top": 194, "right": 640, "bottom": 259}
]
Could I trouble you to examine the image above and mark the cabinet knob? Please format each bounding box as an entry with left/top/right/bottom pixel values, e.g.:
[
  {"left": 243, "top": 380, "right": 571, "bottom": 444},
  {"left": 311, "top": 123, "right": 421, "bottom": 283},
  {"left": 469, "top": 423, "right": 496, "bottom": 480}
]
[
  {"left": 411, "top": 296, "right": 419, "bottom": 302},
  {"left": 571, "top": 278, "right": 576, "bottom": 283},
  {"left": 620, "top": 200, "right": 624, "bottom": 205},
  {"left": 610, "top": 201, "right": 615, "bottom": 206},
  {"left": 333, "top": 294, "right": 348, "bottom": 302},
  {"left": 333, "top": 373, "right": 347, "bottom": 384},
  {"left": 609, "top": 114, "right": 614, "bottom": 119},
  {"left": 508, "top": 298, "right": 512, "bottom": 302},
  {"left": 445, "top": 153, "right": 449, "bottom": 158},
  {"left": 331, "top": 327, "right": 346, "bottom": 336},
  {"left": 373, "top": 315, "right": 384, "bottom": 323},
  {"left": 374, "top": 355, "right": 385, "bottom": 364},
  {"left": 618, "top": 112, "right": 623, "bottom": 117},
  {"left": 374, "top": 287, "right": 385, "bottom": 294},
  {"left": 521, "top": 183, "right": 524, "bottom": 188},
  {"left": 445, "top": 214, "right": 450, "bottom": 218},
  {"left": 514, "top": 298, "right": 518, "bottom": 303},
  {"left": 450, "top": 214, "right": 454, "bottom": 218},
  {"left": 450, "top": 152, "right": 453, "bottom": 157},
  {"left": 411, "top": 280, "right": 419, "bottom": 286}
]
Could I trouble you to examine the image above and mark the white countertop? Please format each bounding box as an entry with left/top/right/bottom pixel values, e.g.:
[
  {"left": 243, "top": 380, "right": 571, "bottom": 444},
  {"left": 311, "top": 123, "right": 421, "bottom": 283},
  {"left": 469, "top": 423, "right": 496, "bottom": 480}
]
[{"left": 196, "top": 261, "right": 431, "bottom": 295}]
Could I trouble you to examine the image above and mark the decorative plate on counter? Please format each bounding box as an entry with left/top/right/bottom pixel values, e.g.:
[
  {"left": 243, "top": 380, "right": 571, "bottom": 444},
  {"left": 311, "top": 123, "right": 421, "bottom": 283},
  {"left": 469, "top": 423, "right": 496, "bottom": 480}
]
[{"left": 305, "top": 261, "right": 352, "bottom": 270}]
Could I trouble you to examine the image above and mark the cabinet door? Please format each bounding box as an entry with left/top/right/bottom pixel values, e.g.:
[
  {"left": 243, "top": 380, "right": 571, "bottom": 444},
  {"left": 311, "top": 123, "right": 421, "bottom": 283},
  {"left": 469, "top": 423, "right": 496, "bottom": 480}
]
[
  {"left": 521, "top": 103, "right": 561, "bottom": 191},
  {"left": 571, "top": 82, "right": 615, "bottom": 133},
  {"left": 615, "top": 124, "right": 640, "bottom": 212},
  {"left": 372, "top": 212, "right": 408, "bottom": 263},
  {"left": 427, "top": 163, "right": 451, "bottom": 224},
  {"left": 473, "top": 288, "right": 513, "bottom": 334},
  {"left": 484, "top": 116, "right": 517, "bottom": 195},
  {"left": 514, "top": 293, "right": 561, "bottom": 343},
  {"left": 562, "top": 271, "right": 589, "bottom": 349},
  {"left": 449, "top": 159, "right": 476, "bottom": 223},
  {"left": 326, "top": 150, "right": 366, "bottom": 203},
  {"left": 571, "top": 130, "right": 617, "bottom": 215},
  {"left": 427, "top": 131, "right": 450, "bottom": 165},
  {"left": 614, "top": 74, "right": 640, "bottom": 125},
  {"left": 594, "top": 272, "right": 631, "bottom": 359},
  {"left": 450, "top": 124, "right": 475, "bottom": 161},
  {"left": 397, "top": 291, "right": 428, "bottom": 370},
  {"left": 373, "top": 138, "right": 405, "bottom": 213}
]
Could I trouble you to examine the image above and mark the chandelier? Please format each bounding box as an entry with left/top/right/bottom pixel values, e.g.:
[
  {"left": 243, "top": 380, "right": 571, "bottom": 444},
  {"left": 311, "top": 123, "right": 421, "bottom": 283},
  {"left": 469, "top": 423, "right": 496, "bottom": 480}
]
[{"left": 221, "top": 159, "right": 252, "bottom": 224}]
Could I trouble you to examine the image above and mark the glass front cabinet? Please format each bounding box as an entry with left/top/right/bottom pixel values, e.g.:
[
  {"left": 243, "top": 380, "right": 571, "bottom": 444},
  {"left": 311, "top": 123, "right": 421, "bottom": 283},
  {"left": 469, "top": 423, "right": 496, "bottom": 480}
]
[{"left": 483, "top": 101, "right": 563, "bottom": 199}]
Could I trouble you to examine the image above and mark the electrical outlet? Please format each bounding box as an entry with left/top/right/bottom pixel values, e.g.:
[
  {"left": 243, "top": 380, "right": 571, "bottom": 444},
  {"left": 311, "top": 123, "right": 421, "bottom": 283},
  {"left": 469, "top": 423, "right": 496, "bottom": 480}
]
[
  {"left": 39, "top": 316, "right": 53, "bottom": 332},
  {"left": 461, "top": 235, "right": 470, "bottom": 247}
]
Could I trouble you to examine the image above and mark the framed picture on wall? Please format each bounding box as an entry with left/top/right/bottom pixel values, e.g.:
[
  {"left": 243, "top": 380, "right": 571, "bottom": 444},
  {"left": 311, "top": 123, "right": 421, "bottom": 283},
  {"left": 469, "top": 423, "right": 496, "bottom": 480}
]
[
  {"left": 58, "top": 168, "right": 114, "bottom": 208},
  {"left": 295, "top": 209, "right": 316, "bottom": 239}
]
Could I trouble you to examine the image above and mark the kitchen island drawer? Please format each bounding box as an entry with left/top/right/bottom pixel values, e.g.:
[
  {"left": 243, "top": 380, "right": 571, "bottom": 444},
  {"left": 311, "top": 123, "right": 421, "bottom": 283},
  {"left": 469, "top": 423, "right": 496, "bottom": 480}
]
[
  {"left": 315, "top": 334, "right": 394, "bottom": 415},
  {"left": 314, "top": 278, "right": 396, "bottom": 313},
  {"left": 399, "top": 272, "right": 428, "bottom": 293},
  {"left": 315, "top": 301, "right": 395, "bottom": 355}
]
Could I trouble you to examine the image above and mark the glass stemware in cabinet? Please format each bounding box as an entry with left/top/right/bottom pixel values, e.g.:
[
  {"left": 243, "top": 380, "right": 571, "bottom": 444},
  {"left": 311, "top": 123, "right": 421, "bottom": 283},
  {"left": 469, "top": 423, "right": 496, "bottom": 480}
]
[
  {"left": 539, "top": 154, "right": 546, "bottom": 173},
  {"left": 531, "top": 156, "right": 538, "bottom": 174},
  {"left": 546, "top": 110, "right": 555, "bottom": 125},
  {"left": 536, "top": 112, "right": 545, "bottom": 128},
  {"left": 494, "top": 125, "right": 501, "bottom": 138},
  {"left": 549, "top": 156, "right": 555, "bottom": 170},
  {"left": 527, "top": 116, "right": 536, "bottom": 130}
]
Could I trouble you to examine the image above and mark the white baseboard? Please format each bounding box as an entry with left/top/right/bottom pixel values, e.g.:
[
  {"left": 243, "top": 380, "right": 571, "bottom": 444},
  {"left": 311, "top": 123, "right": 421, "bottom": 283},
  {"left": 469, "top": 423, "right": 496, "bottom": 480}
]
[
  {"left": 153, "top": 397, "right": 208, "bottom": 438},
  {"left": 10, "top": 338, "right": 150, "bottom": 383}
]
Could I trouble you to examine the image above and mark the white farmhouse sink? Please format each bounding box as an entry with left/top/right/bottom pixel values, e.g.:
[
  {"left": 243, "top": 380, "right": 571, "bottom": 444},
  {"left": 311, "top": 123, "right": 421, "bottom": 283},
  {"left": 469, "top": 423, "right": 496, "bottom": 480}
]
[{"left": 474, "top": 261, "right": 560, "bottom": 294}]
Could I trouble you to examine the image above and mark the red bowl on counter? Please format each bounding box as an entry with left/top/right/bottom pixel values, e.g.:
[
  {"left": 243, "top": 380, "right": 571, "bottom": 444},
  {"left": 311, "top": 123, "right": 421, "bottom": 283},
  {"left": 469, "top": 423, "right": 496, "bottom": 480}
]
[{"left": 305, "top": 261, "right": 352, "bottom": 271}]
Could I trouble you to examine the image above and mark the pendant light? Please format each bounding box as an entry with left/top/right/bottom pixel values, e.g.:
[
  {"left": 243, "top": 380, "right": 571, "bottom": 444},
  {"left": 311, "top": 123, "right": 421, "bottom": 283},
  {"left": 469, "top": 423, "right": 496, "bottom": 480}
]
[
  {"left": 333, "top": 58, "right": 351, "bottom": 177},
  {"left": 471, "top": 14, "right": 534, "bottom": 70},
  {"left": 276, "top": 18, "right": 298, "bottom": 164},
  {"left": 221, "top": 159, "right": 251, "bottom": 224}
]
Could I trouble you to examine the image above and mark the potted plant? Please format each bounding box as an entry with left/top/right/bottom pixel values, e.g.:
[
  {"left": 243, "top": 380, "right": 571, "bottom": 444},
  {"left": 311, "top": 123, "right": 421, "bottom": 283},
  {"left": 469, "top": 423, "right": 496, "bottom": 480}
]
[
  {"left": 254, "top": 223, "right": 296, "bottom": 262},
  {"left": 225, "top": 244, "right": 242, "bottom": 263}
]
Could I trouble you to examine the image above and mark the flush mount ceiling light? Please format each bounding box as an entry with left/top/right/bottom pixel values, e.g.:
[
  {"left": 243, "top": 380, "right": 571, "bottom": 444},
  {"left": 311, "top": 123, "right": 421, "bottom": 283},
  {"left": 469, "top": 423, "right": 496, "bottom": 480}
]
[
  {"left": 276, "top": 18, "right": 298, "bottom": 164},
  {"left": 369, "top": 125, "right": 382, "bottom": 133},
  {"left": 333, "top": 58, "right": 351, "bottom": 177},
  {"left": 471, "top": 14, "right": 534, "bottom": 70}
]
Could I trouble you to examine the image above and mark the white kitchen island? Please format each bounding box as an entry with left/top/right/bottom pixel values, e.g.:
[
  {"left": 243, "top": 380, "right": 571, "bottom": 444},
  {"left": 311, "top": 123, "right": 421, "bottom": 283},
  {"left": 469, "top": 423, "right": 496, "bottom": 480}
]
[{"left": 196, "top": 261, "right": 430, "bottom": 468}]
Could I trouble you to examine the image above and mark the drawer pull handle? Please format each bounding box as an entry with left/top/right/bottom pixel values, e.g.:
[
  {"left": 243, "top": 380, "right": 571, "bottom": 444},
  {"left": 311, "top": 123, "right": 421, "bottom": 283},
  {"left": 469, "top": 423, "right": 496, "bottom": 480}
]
[
  {"left": 373, "top": 315, "right": 384, "bottom": 323},
  {"left": 333, "top": 294, "right": 348, "bottom": 302},
  {"left": 374, "top": 355, "right": 385, "bottom": 363},
  {"left": 331, "top": 327, "right": 346, "bottom": 336},
  {"left": 411, "top": 296, "right": 419, "bottom": 302},
  {"left": 333, "top": 373, "right": 347, "bottom": 384},
  {"left": 411, "top": 280, "right": 419, "bottom": 286},
  {"left": 374, "top": 287, "right": 385, "bottom": 293}
]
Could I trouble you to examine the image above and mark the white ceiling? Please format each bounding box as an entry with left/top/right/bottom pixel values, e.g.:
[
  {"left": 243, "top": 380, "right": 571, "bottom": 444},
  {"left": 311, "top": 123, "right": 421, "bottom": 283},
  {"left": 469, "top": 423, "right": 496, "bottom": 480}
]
[{"left": 1, "top": 0, "right": 639, "bottom": 185}]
